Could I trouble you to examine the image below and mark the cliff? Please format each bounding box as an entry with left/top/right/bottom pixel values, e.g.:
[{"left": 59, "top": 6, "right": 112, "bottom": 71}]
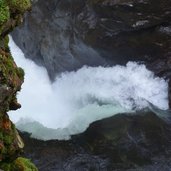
[
  {"left": 11, "top": 0, "right": 171, "bottom": 105},
  {"left": 12, "top": 0, "right": 171, "bottom": 80},
  {"left": 0, "top": 0, "right": 37, "bottom": 170},
  {"left": 8, "top": 1, "right": 171, "bottom": 170}
]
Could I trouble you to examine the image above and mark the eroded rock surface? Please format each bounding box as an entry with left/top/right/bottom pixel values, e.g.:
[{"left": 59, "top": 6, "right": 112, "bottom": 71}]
[
  {"left": 21, "top": 112, "right": 171, "bottom": 171},
  {"left": 10, "top": 1, "right": 171, "bottom": 170},
  {"left": 12, "top": 0, "right": 171, "bottom": 80}
]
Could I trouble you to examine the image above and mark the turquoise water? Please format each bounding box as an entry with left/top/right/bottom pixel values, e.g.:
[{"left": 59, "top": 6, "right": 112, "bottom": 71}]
[{"left": 8, "top": 37, "right": 169, "bottom": 140}]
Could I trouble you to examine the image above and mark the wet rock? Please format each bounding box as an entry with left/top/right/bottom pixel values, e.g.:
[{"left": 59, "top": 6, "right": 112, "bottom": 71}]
[
  {"left": 20, "top": 111, "right": 171, "bottom": 171},
  {"left": 12, "top": 0, "right": 171, "bottom": 80},
  {"left": 10, "top": 1, "right": 171, "bottom": 171},
  {"left": 11, "top": 0, "right": 171, "bottom": 105},
  {"left": 9, "top": 100, "right": 21, "bottom": 111}
]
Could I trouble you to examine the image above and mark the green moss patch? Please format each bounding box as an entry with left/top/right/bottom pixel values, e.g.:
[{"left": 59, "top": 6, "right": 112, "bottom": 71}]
[
  {"left": 9, "top": 0, "right": 31, "bottom": 13},
  {"left": 0, "top": 0, "right": 10, "bottom": 25},
  {"left": 0, "top": 50, "right": 24, "bottom": 88},
  {"left": 0, "top": 157, "right": 38, "bottom": 171},
  {"left": 0, "top": 0, "right": 38, "bottom": 170},
  {"left": 13, "top": 157, "right": 38, "bottom": 171},
  {"left": 0, "top": 0, "right": 31, "bottom": 36}
]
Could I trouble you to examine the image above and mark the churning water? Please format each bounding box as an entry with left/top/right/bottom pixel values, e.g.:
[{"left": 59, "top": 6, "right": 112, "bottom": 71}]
[{"left": 8, "top": 37, "right": 169, "bottom": 140}]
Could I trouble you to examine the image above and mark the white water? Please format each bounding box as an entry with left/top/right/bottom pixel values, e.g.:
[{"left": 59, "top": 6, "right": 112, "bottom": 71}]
[{"left": 8, "top": 37, "right": 169, "bottom": 140}]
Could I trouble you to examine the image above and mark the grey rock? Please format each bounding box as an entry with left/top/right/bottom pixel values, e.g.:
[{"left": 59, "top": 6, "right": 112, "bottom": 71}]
[
  {"left": 21, "top": 111, "right": 171, "bottom": 171},
  {"left": 12, "top": 0, "right": 171, "bottom": 80}
]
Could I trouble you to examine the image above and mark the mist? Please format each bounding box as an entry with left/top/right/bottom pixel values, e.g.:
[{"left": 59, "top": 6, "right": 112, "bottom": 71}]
[{"left": 8, "top": 37, "right": 168, "bottom": 140}]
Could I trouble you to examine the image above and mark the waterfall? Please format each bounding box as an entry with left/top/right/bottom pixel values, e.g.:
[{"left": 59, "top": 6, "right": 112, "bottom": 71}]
[{"left": 8, "top": 37, "right": 168, "bottom": 140}]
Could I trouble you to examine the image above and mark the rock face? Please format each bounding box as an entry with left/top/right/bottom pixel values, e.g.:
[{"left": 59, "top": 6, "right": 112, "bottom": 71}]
[
  {"left": 21, "top": 111, "right": 171, "bottom": 171},
  {"left": 9, "top": 1, "right": 171, "bottom": 170},
  {"left": 12, "top": 0, "right": 171, "bottom": 80},
  {"left": 0, "top": 0, "right": 37, "bottom": 170}
]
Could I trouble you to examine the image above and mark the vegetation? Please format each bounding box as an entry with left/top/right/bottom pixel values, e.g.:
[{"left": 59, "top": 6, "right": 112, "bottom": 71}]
[
  {"left": 0, "top": 0, "right": 10, "bottom": 25},
  {"left": 0, "top": 0, "right": 31, "bottom": 36},
  {"left": 9, "top": 0, "right": 31, "bottom": 13},
  {"left": 0, "top": 0, "right": 38, "bottom": 170},
  {"left": 0, "top": 157, "right": 38, "bottom": 171}
]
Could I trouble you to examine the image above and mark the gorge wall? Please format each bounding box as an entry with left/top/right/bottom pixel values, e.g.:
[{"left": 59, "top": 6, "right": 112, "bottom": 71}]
[
  {"left": 12, "top": 0, "right": 171, "bottom": 80},
  {"left": 0, "top": 0, "right": 37, "bottom": 170},
  {"left": 8, "top": 1, "right": 171, "bottom": 170}
]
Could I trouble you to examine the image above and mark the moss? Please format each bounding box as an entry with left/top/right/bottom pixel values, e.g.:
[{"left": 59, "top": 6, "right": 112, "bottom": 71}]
[
  {"left": 0, "top": 0, "right": 37, "bottom": 170},
  {"left": 3, "top": 134, "right": 13, "bottom": 145},
  {"left": 0, "top": 0, "right": 31, "bottom": 36},
  {"left": 0, "top": 0, "right": 10, "bottom": 25},
  {"left": 11, "top": 122, "right": 16, "bottom": 131},
  {"left": 0, "top": 132, "right": 3, "bottom": 140},
  {"left": 12, "top": 157, "right": 38, "bottom": 171},
  {"left": 4, "top": 35, "right": 9, "bottom": 48},
  {"left": 0, "top": 52, "right": 23, "bottom": 88},
  {"left": 0, "top": 157, "right": 38, "bottom": 171},
  {"left": 9, "top": 0, "right": 31, "bottom": 13},
  {"left": 0, "top": 162, "right": 11, "bottom": 171},
  {"left": 16, "top": 67, "right": 25, "bottom": 81}
]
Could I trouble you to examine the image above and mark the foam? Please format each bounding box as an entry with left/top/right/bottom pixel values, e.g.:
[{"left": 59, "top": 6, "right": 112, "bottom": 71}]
[{"left": 8, "top": 37, "right": 168, "bottom": 140}]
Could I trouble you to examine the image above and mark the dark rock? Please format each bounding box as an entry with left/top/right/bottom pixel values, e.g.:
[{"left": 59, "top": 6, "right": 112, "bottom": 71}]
[
  {"left": 9, "top": 100, "right": 21, "bottom": 110},
  {"left": 11, "top": 0, "right": 171, "bottom": 106},
  {"left": 12, "top": 0, "right": 171, "bottom": 80},
  {"left": 20, "top": 111, "right": 171, "bottom": 171},
  {"left": 10, "top": 1, "right": 171, "bottom": 170}
]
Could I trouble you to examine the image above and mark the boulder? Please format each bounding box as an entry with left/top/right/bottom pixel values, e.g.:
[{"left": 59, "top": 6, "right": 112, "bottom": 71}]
[{"left": 21, "top": 111, "right": 171, "bottom": 170}]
